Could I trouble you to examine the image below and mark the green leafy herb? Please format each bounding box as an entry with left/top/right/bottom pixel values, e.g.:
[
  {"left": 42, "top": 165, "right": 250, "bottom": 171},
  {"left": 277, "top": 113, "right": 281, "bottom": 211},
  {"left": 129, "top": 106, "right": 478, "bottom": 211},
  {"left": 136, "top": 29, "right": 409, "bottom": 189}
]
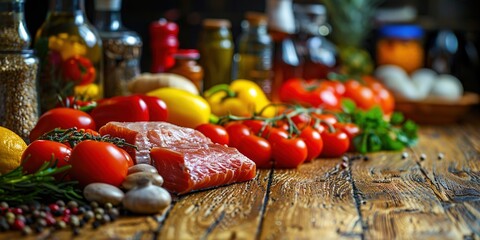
[
  {"left": 0, "top": 162, "right": 84, "bottom": 205},
  {"left": 339, "top": 102, "right": 418, "bottom": 153}
]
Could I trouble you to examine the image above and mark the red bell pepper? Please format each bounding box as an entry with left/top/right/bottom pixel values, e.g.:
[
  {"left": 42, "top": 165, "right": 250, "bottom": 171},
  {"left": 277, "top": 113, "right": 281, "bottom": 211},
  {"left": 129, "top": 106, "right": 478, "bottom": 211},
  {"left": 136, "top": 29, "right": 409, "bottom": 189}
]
[
  {"left": 278, "top": 78, "right": 341, "bottom": 110},
  {"left": 90, "top": 95, "right": 149, "bottom": 129},
  {"left": 135, "top": 95, "right": 168, "bottom": 121},
  {"left": 62, "top": 56, "right": 96, "bottom": 86}
]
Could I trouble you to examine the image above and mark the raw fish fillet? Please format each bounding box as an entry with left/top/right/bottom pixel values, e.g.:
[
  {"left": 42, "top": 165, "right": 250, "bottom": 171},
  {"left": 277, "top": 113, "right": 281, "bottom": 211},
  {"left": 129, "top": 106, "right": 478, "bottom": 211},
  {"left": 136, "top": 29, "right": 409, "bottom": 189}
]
[{"left": 99, "top": 122, "right": 256, "bottom": 194}]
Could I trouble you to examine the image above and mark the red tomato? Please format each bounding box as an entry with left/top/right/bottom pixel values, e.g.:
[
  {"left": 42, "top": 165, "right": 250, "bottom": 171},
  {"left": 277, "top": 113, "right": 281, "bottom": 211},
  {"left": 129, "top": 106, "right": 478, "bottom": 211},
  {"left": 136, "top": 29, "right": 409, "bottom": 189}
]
[
  {"left": 90, "top": 95, "right": 149, "bottom": 129},
  {"left": 242, "top": 120, "right": 271, "bottom": 137},
  {"left": 237, "top": 135, "right": 272, "bottom": 168},
  {"left": 271, "top": 138, "right": 308, "bottom": 168},
  {"left": 29, "top": 108, "right": 96, "bottom": 142},
  {"left": 225, "top": 123, "right": 251, "bottom": 148},
  {"left": 320, "top": 130, "right": 350, "bottom": 158},
  {"left": 62, "top": 56, "right": 96, "bottom": 85},
  {"left": 311, "top": 113, "right": 338, "bottom": 126},
  {"left": 136, "top": 95, "right": 168, "bottom": 121},
  {"left": 195, "top": 123, "right": 229, "bottom": 145},
  {"left": 20, "top": 140, "right": 72, "bottom": 175},
  {"left": 343, "top": 80, "right": 376, "bottom": 110},
  {"left": 266, "top": 128, "right": 289, "bottom": 144},
  {"left": 321, "top": 80, "right": 346, "bottom": 96},
  {"left": 363, "top": 76, "right": 395, "bottom": 114},
  {"left": 279, "top": 78, "right": 340, "bottom": 110},
  {"left": 299, "top": 126, "right": 323, "bottom": 161},
  {"left": 117, "top": 147, "right": 134, "bottom": 167},
  {"left": 70, "top": 141, "right": 129, "bottom": 187},
  {"left": 335, "top": 123, "right": 360, "bottom": 152}
]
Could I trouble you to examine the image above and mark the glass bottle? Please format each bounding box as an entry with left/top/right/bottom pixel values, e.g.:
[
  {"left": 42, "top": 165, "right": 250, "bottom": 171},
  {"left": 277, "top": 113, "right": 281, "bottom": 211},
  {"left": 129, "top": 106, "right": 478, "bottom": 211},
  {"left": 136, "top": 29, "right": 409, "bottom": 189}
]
[
  {"left": 149, "top": 18, "right": 178, "bottom": 73},
  {"left": 94, "top": 0, "right": 142, "bottom": 97},
  {"left": 293, "top": 3, "right": 338, "bottom": 80},
  {"left": 34, "top": 0, "right": 103, "bottom": 113},
  {"left": 236, "top": 12, "right": 273, "bottom": 99},
  {"left": 266, "top": 0, "right": 302, "bottom": 101},
  {"left": 167, "top": 49, "right": 204, "bottom": 92},
  {"left": 0, "top": 0, "right": 39, "bottom": 141},
  {"left": 198, "top": 19, "right": 234, "bottom": 92}
]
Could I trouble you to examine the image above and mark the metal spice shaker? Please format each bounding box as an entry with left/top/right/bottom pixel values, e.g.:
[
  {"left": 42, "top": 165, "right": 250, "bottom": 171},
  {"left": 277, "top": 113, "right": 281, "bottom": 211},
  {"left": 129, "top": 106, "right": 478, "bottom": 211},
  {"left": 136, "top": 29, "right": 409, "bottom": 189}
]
[
  {"left": 0, "top": 0, "right": 39, "bottom": 141},
  {"left": 94, "top": 0, "right": 142, "bottom": 97}
]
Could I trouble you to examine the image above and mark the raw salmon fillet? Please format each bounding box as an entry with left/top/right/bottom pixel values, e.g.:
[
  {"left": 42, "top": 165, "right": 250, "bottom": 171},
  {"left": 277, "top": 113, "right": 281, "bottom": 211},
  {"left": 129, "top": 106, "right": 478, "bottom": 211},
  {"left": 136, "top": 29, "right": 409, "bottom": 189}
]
[{"left": 99, "top": 121, "right": 256, "bottom": 194}]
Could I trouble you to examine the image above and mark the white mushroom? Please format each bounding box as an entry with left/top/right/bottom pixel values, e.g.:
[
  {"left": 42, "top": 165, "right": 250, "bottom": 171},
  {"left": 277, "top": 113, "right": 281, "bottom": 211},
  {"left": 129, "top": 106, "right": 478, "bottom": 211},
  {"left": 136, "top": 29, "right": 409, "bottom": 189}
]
[
  {"left": 83, "top": 183, "right": 125, "bottom": 205},
  {"left": 122, "top": 178, "right": 172, "bottom": 214},
  {"left": 122, "top": 172, "right": 164, "bottom": 190},
  {"left": 127, "top": 164, "right": 158, "bottom": 175}
]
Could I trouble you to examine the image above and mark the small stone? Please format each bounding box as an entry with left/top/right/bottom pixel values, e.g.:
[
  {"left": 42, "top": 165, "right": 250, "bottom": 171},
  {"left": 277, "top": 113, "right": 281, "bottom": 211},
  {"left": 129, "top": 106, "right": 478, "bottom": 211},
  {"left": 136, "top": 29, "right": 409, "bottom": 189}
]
[
  {"left": 401, "top": 152, "right": 408, "bottom": 159},
  {"left": 420, "top": 154, "right": 426, "bottom": 161},
  {"left": 438, "top": 153, "right": 444, "bottom": 160}
]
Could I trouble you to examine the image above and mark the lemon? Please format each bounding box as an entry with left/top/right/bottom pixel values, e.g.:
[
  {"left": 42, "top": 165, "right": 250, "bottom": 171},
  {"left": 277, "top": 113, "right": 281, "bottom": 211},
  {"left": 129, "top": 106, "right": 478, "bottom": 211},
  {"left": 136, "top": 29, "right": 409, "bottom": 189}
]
[{"left": 0, "top": 126, "right": 27, "bottom": 175}]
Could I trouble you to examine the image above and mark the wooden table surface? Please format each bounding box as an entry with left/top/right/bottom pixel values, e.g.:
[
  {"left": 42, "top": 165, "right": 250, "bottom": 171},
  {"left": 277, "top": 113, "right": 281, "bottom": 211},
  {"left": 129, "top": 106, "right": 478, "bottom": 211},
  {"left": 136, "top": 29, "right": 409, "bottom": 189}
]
[{"left": 2, "top": 114, "right": 479, "bottom": 240}]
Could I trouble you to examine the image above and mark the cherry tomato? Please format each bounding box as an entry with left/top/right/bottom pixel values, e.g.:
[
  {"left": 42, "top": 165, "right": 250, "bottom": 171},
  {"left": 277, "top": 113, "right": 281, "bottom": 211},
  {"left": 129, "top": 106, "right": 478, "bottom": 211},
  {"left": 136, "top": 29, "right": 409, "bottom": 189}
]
[
  {"left": 321, "top": 80, "right": 346, "bottom": 96},
  {"left": 29, "top": 108, "right": 96, "bottom": 142},
  {"left": 195, "top": 123, "right": 229, "bottom": 145},
  {"left": 311, "top": 113, "right": 338, "bottom": 126},
  {"left": 90, "top": 95, "right": 149, "bottom": 129},
  {"left": 335, "top": 123, "right": 360, "bottom": 152},
  {"left": 343, "top": 80, "right": 376, "bottom": 111},
  {"left": 136, "top": 95, "right": 168, "bottom": 121},
  {"left": 363, "top": 76, "right": 395, "bottom": 114},
  {"left": 236, "top": 135, "right": 272, "bottom": 168},
  {"left": 271, "top": 138, "right": 308, "bottom": 168},
  {"left": 225, "top": 123, "right": 251, "bottom": 148},
  {"left": 20, "top": 140, "right": 72, "bottom": 175},
  {"left": 299, "top": 126, "right": 323, "bottom": 161},
  {"left": 70, "top": 141, "right": 129, "bottom": 187},
  {"left": 320, "top": 130, "right": 350, "bottom": 158},
  {"left": 266, "top": 128, "right": 289, "bottom": 144},
  {"left": 62, "top": 56, "right": 96, "bottom": 85},
  {"left": 279, "top": 78, "right": 340, "bottom": 110},
  {"left": 118, "top": 147, "right": 134, "bottom": 167},
  {"left": 242, "top": 119, "right": 273, "bottom": 138}
]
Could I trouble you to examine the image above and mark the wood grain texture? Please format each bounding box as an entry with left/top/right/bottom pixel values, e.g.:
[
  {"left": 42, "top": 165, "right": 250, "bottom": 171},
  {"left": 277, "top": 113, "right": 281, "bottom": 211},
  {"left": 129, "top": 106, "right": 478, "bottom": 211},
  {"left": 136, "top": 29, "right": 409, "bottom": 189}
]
[
  {"left": 158, "top": 169, "right": 271, "bottom": 240},
  {"left": 259, "top": 159, "right": 362, "bottom": 240}
]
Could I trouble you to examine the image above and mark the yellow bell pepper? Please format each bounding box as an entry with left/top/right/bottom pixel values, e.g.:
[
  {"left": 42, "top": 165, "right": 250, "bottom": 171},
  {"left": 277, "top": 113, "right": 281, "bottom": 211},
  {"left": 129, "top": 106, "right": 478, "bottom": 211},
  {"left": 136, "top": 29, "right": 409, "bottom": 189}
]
[
  {"left": 204, "top": 79, "right": 275, "bottom": 118},
  {"left": 147, "top": 88, "right": 211, "bottom": 129}
]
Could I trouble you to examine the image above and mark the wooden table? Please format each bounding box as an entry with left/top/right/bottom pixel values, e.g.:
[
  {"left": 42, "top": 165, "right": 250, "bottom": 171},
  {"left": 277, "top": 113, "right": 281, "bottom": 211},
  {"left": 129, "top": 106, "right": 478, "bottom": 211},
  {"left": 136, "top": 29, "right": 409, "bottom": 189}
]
[{"left": 2, "top": 114, "right": 479, "bottom": 240}]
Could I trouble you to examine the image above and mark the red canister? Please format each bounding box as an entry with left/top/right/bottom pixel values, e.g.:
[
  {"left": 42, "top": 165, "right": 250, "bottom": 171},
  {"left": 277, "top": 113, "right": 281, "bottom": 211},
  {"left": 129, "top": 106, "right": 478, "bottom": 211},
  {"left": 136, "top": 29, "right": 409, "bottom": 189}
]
[{"left": 149, "top": 18, "right": 179, "bottom": 73}]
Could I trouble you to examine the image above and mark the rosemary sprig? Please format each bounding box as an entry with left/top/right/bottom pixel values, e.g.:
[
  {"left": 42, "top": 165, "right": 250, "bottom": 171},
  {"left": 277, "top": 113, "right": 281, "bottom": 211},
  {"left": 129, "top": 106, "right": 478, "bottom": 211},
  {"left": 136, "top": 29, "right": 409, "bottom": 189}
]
[
  {"left": 39, "top": 127, "right": 137, "bottom": 149},
  {"left": 0, "top": 162, "right": 84, "bottom": 205}
]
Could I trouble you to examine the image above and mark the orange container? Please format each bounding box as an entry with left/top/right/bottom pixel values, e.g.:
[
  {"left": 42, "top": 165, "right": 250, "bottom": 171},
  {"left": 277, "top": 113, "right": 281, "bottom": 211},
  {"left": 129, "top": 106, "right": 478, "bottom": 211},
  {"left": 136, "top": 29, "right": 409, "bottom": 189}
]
[{"left": 376, "top": 24, "right": 424, "bottom": 73}]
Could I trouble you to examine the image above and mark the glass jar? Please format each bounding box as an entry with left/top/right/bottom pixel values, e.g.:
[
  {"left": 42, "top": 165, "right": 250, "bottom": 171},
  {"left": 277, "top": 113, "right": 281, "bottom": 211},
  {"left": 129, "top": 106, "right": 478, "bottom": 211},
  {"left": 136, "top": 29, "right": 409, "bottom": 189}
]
[
  {"left": 94, "top": 0, "right": 142, "bottom": 97},
  {"left": 0, "top": 0, "right": 39, "bottom": 141},
  {"left": 149, "top": 18, "right": 178, "bottom": 73},
  {"left": 236, "top": 12, "right": 273, "bottom": 98},
  {"left": 199, "top": 19, "right": 234, "bottom": 92},
  {"left": 168, "top": 49, "right": 204, "bottom": 92},
  {"left": 376, "top": 24, "right": 424, "bottom": 73},
  {"left": 34, "top": 0, "right": 103, "bottom": 113}
]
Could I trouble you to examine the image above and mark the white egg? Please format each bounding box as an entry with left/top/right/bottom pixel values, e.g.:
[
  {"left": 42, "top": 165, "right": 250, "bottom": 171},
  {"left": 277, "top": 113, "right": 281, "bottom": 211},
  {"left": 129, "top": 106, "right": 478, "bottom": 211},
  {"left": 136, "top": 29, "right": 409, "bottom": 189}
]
[
  {"left": 375, "top": 65, "right": 422, "bottom": 100},
  {"left": 430, "top": 74, "right": 464, "bottom": 101},
  {"left": 411, "top": 68, "right": 437, "bottom": 99}
]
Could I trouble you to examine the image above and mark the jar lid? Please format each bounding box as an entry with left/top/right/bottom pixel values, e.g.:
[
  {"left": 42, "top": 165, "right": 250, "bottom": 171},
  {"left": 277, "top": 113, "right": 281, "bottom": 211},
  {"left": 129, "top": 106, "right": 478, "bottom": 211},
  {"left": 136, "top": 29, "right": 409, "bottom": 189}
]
[
  {"left": 202, "top": 19, "right": 231, "bottom": 28},
  {"left": 94, "top": 0, "right": 122, "bottom": 11},
  {"left": 245, "top": 12, "right": 268, "bottom": 25},
  {"left": 173, "top": 49, "right": 200, "bottom": 60},
  {"left": 379, "top": 24, "right": 424, "bottom": 39}
]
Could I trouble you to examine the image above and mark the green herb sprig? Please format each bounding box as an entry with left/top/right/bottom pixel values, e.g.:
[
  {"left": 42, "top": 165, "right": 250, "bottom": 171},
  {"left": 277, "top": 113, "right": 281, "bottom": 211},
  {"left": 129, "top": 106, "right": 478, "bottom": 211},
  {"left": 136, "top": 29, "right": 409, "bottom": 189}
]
[
  {"left": 339, "top": 99, "right": 418, "bottom": 153},
  {"left": 0, "top": 162, "right": 84, "bottom": 205}
]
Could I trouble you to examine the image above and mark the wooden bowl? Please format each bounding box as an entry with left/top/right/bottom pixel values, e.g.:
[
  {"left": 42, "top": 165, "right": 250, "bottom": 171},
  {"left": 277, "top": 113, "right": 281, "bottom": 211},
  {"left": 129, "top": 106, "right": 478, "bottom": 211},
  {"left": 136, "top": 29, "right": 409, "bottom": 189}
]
[{"left": 394, "top": 92, "right": 479, "bottom": 124}]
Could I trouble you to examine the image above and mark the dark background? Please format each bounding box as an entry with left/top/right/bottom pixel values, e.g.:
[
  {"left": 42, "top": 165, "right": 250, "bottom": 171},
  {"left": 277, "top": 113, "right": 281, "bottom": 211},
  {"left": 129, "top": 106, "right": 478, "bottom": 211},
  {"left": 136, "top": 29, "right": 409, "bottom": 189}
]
[{"left": 24, "top": 0, "right": 480, "bottom": 94}]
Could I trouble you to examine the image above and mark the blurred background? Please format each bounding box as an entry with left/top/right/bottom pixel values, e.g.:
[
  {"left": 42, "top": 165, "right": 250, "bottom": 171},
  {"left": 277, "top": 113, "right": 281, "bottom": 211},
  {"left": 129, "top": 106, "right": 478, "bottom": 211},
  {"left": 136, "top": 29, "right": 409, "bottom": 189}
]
[{"left": 24, "top": 0, "right": 480, "bottom": 94}]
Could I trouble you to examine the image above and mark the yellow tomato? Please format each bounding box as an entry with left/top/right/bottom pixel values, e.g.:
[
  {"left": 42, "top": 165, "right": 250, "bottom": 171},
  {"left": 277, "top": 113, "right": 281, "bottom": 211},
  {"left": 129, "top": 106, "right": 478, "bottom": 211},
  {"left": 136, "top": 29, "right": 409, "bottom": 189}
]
[
  {"left": 75, "top": 83, "right": 101, "bottom": 100},
  {"left": 147, "top": 88, "right": 211, "bottom": 128}
]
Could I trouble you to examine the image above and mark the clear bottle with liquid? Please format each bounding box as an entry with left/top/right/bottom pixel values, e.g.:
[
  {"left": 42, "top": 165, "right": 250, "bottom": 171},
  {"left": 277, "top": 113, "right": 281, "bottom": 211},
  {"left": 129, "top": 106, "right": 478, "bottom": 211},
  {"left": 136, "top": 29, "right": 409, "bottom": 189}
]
[
  {"left": 94, "top": 0, "right": 142, "bottom": 97},
  {"left": 34, "top": 0, "right": 103, "bottom": 112},
  {"left": 236, "top": 12, "right": 273, "bottom": 98}
]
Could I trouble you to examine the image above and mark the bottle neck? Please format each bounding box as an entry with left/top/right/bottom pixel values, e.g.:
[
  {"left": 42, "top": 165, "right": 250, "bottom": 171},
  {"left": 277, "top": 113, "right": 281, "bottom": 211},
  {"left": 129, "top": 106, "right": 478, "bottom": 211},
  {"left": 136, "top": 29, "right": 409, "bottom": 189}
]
[
  {"left": 48, "top": 0, "right": 86, "bottom": 23},
  {"left": 94, "top": 10, "right": 123, "bottom": 31}
]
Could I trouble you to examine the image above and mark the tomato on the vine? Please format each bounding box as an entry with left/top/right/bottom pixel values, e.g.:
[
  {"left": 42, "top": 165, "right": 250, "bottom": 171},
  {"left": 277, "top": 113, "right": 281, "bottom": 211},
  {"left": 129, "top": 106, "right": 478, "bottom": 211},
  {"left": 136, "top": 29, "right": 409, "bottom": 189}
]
[
  {"left": 236, "top": 135, "right": 272, "bottom": 168},
  {"left": 299, "top": 126, "right": 323, "bottom": 161},
  {"left": 195, "top": 123, "right": 229, "bottom": 145},
  {"left": 29, "top": 108, "right": 96, "bottom": 142},
  {"left": 271, "top": 137, "right": 308, "bottom": 168},
  {"left": 279, "top": 78, "right": 340, "bottom": 110},
  {"left": 320, "top": 130, "right": 350, "bottom": 158},
  {"left": 224, "top": 123, "right": 251, "bottom": 148},
  {"left": 20, "top": 140, "right": 72, "bottom": 176},
  {"left": 335, "top": 123, "right": 360, "bottom": 152},
  {"left": 343, "top": 80, "right": 377, "bottom": 111},
  {"left": 70, "top": 141, "right": 129, "bottom": 187},
  {"left": 62, "top": 56, "right": 96, "bottom": 86}
]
